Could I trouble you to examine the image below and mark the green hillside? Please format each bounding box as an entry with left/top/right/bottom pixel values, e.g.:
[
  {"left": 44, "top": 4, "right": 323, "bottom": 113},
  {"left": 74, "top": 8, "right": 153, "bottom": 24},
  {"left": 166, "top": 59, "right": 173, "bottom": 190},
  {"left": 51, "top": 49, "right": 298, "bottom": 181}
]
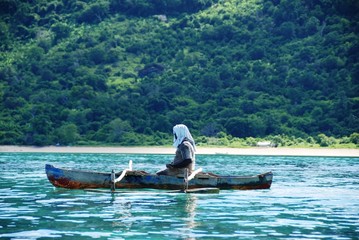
[{"left": 0, "top": 0, "right": 358, "bottom": 146}]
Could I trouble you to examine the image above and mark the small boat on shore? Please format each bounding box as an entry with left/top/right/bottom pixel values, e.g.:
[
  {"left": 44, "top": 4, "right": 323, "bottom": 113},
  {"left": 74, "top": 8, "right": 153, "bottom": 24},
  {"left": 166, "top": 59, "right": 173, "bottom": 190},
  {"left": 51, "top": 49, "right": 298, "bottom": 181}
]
[{"left": 45, "top": 164, "right": 273, "bottom": 191}]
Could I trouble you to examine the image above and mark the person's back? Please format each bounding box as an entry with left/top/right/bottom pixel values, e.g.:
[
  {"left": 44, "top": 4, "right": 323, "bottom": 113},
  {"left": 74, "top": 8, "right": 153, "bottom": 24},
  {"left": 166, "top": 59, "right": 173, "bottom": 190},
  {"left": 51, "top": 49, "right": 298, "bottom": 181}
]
[{"left": 157, "top": 124, "right": 196, "bottom": 176}]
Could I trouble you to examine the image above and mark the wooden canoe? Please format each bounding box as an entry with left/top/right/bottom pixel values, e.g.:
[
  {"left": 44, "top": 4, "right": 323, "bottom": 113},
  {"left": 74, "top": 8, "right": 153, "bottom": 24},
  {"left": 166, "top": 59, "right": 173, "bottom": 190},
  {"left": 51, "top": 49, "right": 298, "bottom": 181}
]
[{"left": 45, "top": 164, "right": 273, "bottom": 191}]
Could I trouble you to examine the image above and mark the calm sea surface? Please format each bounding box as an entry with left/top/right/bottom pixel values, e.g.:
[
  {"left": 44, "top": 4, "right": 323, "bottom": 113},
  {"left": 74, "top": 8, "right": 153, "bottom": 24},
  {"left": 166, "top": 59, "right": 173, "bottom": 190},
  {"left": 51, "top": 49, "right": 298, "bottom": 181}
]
[{"left": 0, "top": 152, "right": 358, "bottom": 239}]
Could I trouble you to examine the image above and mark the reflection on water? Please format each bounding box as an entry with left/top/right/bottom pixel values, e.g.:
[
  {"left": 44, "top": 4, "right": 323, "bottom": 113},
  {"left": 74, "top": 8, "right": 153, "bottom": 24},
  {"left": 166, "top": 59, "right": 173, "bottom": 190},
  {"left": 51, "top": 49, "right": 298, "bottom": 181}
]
[
  {"left": 185, "top": 194, "right": 198, "bottom": 232},
  {"left": 0, "top": 153, "right": 358, "bottom": 239}
]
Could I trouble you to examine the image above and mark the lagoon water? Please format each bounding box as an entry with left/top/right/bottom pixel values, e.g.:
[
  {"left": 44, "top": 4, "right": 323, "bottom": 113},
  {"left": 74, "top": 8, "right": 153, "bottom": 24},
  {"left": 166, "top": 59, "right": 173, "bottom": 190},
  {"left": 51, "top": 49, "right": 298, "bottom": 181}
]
[{"left": 0, "top": 153, "right": 358, "bottom": 239}]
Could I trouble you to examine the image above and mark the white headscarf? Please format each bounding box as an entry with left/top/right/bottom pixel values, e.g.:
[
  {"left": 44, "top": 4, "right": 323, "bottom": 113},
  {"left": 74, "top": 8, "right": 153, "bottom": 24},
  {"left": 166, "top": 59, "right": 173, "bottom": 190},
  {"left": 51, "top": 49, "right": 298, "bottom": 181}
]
[{"left": 173, "top": 124, "right": 196, "bottom": 151}]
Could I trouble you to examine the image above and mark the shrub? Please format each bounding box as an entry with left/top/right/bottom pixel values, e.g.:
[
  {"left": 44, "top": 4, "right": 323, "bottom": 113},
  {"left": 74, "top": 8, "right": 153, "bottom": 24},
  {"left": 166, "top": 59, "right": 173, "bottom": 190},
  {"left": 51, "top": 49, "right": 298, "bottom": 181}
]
[{"left": 349, "top": 133, "right": 359, "bottom": 144}]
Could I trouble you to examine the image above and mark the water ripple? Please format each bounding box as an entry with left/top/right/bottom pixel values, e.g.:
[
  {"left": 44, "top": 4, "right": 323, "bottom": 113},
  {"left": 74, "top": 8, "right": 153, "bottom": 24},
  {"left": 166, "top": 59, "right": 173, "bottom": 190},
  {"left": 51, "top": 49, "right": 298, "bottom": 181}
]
[{"left": 0, "top": 153, "right": 358, "bottom": 239}]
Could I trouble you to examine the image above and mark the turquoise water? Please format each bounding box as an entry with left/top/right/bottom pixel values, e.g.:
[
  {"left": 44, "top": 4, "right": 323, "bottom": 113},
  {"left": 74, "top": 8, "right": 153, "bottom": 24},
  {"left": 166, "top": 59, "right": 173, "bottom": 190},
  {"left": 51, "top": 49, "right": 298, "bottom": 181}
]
[{"left": 0, "top": 153, "right": 358, "bottom": 239}]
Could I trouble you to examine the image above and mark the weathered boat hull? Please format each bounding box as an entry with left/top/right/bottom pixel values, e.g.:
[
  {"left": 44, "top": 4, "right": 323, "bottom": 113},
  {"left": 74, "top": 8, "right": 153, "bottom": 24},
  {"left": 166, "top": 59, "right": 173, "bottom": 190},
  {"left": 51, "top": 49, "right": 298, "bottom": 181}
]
[{"left": 45, "top": 164, "right": 273, "bottom": 190}]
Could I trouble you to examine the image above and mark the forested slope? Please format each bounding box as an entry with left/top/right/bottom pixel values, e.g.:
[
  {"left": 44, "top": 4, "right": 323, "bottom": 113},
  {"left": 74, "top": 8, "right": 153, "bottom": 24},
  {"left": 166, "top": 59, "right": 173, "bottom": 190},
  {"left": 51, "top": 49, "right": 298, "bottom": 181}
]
[{"left": 0, "top": 0, "right": 358, "bottom": 146}]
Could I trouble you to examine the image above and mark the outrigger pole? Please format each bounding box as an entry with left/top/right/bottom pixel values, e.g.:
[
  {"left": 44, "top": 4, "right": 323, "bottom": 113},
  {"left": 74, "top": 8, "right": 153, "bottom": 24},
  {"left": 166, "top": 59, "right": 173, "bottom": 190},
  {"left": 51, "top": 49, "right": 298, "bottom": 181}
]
[{"left": 111, "top": 160, "right": 132, "bottom": 192}]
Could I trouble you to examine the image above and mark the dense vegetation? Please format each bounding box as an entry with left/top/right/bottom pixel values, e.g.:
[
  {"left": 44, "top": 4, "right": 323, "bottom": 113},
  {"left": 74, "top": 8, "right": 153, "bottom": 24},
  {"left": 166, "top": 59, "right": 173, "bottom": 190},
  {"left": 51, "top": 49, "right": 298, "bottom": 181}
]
[{"left": 0, "top": 0, "right": 358, "bottom": 147}]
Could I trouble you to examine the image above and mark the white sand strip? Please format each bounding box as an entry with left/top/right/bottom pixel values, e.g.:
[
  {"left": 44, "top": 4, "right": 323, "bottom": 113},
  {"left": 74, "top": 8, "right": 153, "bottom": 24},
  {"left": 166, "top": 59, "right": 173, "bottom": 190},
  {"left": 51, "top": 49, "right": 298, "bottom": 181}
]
[{"left": 0, "top": 145, "right": 358, "bottom": 157}]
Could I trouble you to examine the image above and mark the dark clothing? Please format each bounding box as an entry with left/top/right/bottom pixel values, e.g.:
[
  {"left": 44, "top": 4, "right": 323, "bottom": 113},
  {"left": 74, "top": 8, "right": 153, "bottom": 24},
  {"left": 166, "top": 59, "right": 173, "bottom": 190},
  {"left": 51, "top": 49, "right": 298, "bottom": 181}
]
[
  {"left": 168, "top": 158, "right": 192, "bottom": 168},
  {"left": 157, "top": 139, "right": 195, "bottom": 176}
]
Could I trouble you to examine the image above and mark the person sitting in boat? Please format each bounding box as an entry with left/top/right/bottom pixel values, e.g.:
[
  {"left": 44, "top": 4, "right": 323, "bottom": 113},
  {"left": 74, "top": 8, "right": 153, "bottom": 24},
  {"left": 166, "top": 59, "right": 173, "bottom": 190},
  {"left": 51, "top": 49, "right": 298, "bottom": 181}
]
[{"left": 157, "top": 124, "right": 196, "bottom": 176}]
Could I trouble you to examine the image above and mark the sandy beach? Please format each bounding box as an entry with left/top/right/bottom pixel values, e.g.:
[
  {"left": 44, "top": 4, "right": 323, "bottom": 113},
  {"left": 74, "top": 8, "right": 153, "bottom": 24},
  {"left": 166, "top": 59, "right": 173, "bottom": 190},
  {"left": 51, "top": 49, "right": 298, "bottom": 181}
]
[{"left": 0, "top": 145, "right": 358, "bottom": 157}]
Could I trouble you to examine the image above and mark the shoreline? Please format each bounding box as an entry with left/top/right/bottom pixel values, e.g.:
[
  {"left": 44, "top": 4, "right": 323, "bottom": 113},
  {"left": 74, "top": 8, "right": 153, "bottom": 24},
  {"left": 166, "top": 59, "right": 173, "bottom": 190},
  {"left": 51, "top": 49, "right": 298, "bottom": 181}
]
[{"left": 0, "top": 145, "right": 358, "bottom": 157}]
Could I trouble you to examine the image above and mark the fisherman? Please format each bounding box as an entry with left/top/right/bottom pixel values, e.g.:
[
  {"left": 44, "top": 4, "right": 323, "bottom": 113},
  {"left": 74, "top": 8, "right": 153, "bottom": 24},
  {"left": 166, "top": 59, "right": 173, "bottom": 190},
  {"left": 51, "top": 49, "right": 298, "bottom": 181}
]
[{"left": 157, "top": 124, "right": 196, "bottom": 176}]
